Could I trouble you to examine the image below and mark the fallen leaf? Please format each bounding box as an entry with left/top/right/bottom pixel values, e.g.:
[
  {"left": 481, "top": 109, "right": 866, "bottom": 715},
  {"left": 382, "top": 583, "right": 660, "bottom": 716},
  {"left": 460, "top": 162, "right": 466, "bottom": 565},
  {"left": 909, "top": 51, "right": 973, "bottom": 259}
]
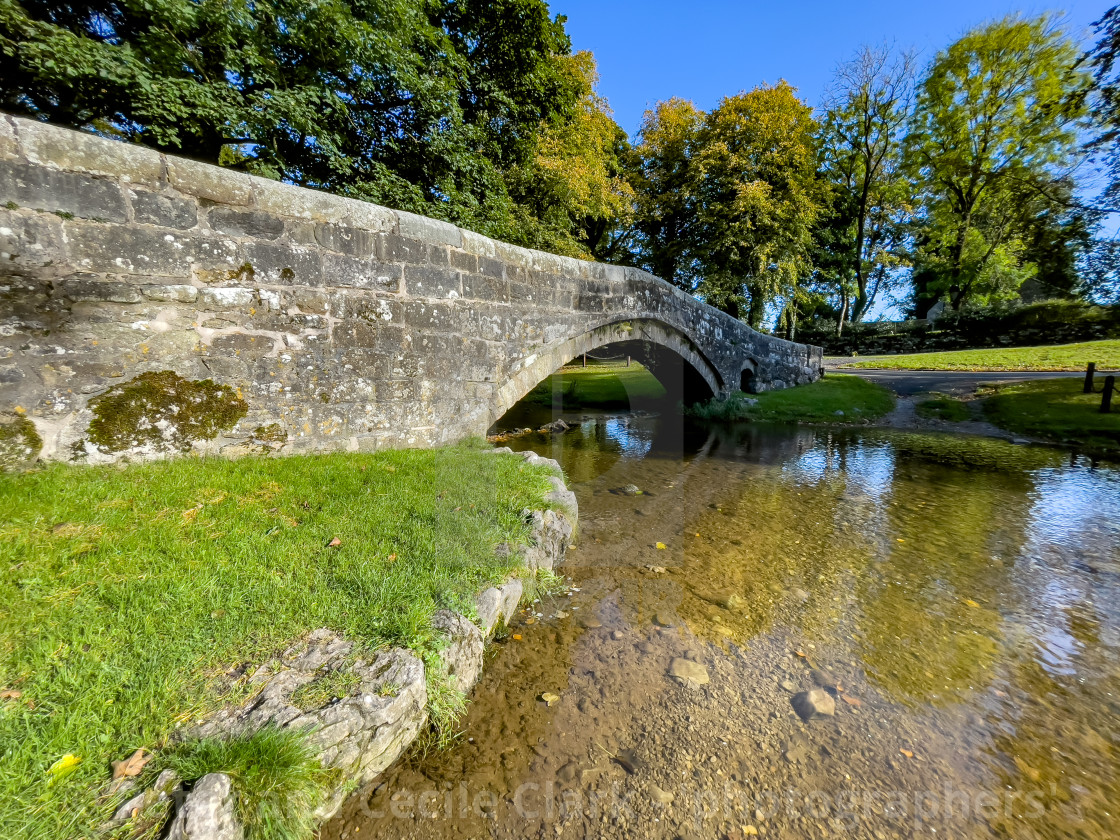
[
  {"left": 540, "top": 692, "right": 560, "bottom": 707},
  {"left": 795, "top": 650, "right": 807, "bottom": 658},
  {"left": 387, "top": 553, "right": 397, "bottom": 562},
  {"left": 512, "top": 634, "right": 522, "bottom": 641},
  {"left": 47, "top": 754, "right": 81, "bottom": 785},
  {"left": 840, "top": 694, "right": 862, "bottom": 708},
  {"left": 900, "top": 748, "right": 914, "bottom": 758},
  {"left": 0, "top": 690, "right": 22, "bottom": 700},
  {"left": 525, "top": 617, "right": 536, "bottom": 625},
  {"left": 109, "top": 749, "right": 151, "bottom": 792},
  {"left": 327, "top": 537, "right": 342, "bottom": 548},
  {"left": 655, "top": 542, "right": 667, "bottom": 550},
  {"left": 964, "top": 599, "right": 980, "bottom": 608}
]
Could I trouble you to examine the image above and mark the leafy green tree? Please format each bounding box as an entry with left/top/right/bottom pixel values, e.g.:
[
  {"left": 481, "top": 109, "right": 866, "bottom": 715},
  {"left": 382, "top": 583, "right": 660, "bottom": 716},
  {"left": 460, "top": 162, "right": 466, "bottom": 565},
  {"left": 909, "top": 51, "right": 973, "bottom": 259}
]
[
  {"left": 905, "top": 15, "right": 1089, "bottom": 312},
  {"left": 505, "top": 52, "right": 634, "bottom": 259},
  {"left": 692, "top": 82, "right": 826, "bottom": 327},
  {"left": 817, "top": 46, "right": 914, "bottom": 331},
  {"left": 632, "top": 97, "right": 704, "bottom": 289},
  {"left": 0, "top": 0, "right": 617, "bottom": 247}
]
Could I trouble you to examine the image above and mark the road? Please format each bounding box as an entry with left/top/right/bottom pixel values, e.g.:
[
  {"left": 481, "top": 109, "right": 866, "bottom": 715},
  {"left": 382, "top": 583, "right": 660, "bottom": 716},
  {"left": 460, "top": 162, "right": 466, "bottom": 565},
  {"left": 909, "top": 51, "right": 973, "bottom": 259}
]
[{"left": 828, "top": 367, "right": 1084, "bottom": 397}]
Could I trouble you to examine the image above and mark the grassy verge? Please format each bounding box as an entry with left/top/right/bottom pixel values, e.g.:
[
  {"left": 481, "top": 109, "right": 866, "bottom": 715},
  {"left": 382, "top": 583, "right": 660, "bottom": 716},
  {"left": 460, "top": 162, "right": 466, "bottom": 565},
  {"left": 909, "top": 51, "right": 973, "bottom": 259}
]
[
  {"left": 981, "top": 378, "right": 1120, "bottom": 456},
  {"left": 0, "top": 445, "right": 559, "bottom": 840},
  {"left": 524, "top": 359, "right": 666, "bottom": 408},
  {"left": 839, "top": 339, "right": 1120, "bottom": 371},
  {"left": 687, "top": 374, "right": 895, "bottom": 424},
  {"left": 915, "top": 395, "right": 972, "bottom": 422}
]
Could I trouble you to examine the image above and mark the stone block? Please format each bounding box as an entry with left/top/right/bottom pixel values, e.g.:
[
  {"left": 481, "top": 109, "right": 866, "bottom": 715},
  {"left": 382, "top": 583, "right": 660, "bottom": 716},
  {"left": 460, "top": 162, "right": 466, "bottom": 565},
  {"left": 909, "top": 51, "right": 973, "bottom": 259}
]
[
  {"left": 210, "top": 332, "right": 271, "bottom": 354},
  {"left": 461, "top": 272, "right": 509, "bottom": 303},
  {"left": 0, "top": 115, "right": 16, "bottom": 160},
  {"left": 0, "top": 160, "right": 128, "bottom": 222},
  {"left": 0, "top": 208, "right": 66, "bottom": 269},
  {"left": 129, "top": 188, "right": 198, "bottom": 229},
  {"left": 15, "top": 117, "right": 163, "bottom": 185},
  {"left": 239, "top": 241, "right": 320, "bottom": 286},
  {"left": 321, "top": 253, "right": 400, "bottom": 293},
  {"left": 459, "top": 228, "right": 499, "bottom": 259},
  {"left": 64, "top": 222, "right": 193, "bottom": 277},
  {"left": 398, "top": 300, "right": 472, "bottom": 332},
  {"left": 142, "top": 284, "right": 199, "bottom": 303},
  {"left": 450, "top": 248, "right": 477, "bottom": 273},
  {"left": 57, "top": 275, "right": 142, "bottom": 304},
  {"left": 377, "top": 232, "right": 426, "bottom": 264},
  {"left": 252, "top": 179, "right": 396, "bottom": 231},
  {"left": 200, "top": 287, "right": 256, "bottom": 308},
  {"left": 313, "top": 223, "right": 378, "bottom": 257},
  {"left": 405, "top": 264, "right": 460, "bottom": 299},
  {"left": 395, "top": 210, "right": 462, "bottom": 248},
  {"left": 166, "top": 157, "right": 252, "bottom": 205},
  {"left": 207, "top": 207, "right": 285, "bottom": 240}
]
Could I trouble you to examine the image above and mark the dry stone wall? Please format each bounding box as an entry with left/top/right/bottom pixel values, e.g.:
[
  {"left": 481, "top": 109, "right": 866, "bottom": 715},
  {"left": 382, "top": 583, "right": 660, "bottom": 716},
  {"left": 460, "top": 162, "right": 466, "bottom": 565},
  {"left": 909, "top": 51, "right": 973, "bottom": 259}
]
[{"left": 0, "top": 114, "right": 822, "bottom": 466}]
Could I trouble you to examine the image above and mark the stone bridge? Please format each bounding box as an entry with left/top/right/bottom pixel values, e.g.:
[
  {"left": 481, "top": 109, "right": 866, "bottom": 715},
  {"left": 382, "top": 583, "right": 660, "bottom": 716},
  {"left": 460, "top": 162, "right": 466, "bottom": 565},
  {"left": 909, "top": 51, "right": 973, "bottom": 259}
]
[{"left": 0, "top": 114, "right": 822, "bottom": 465}]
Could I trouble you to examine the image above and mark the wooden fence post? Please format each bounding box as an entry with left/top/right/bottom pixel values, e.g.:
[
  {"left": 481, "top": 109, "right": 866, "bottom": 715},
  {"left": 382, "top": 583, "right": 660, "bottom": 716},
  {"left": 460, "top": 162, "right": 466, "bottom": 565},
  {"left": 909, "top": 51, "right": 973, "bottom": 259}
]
[
  {"left": 1084, "top": 362, "right": 1096, "bottom": 394},
  {"left": 1102, "top": 376, "right": 1115, "bottom": 414}
]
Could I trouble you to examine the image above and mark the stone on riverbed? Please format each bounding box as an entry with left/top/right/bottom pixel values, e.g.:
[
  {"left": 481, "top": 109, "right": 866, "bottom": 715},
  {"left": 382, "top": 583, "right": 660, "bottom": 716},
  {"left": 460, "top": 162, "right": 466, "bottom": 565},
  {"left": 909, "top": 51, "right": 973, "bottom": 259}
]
[
  {"left": 668, "top": 657, "right": 709, "bottom": 687},
  {"left": 791, "top": 688, "right": 835, "bottom": 721}
]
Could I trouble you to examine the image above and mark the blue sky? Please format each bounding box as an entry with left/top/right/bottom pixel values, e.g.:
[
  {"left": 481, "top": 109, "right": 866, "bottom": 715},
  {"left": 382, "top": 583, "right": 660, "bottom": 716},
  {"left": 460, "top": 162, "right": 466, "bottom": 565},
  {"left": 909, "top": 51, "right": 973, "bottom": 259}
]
[{"left": 550, "top": 1, "right": 1111, "bottom": 138}]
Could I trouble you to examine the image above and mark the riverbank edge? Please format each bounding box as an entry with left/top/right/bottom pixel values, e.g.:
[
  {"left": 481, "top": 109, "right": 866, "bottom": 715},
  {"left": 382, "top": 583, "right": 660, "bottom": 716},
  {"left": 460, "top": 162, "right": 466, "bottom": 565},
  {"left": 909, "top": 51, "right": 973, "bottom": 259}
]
[{"left": 104, "top": 448, "right": 577, "bottom": 840}]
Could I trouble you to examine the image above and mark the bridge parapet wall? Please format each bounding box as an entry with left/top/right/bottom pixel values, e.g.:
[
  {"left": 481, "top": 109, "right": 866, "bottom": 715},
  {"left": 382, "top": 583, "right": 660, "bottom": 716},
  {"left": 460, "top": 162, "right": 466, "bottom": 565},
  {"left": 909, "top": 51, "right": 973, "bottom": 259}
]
[{"left": 0, "top": 114, "right": 821, "bottom": 464}]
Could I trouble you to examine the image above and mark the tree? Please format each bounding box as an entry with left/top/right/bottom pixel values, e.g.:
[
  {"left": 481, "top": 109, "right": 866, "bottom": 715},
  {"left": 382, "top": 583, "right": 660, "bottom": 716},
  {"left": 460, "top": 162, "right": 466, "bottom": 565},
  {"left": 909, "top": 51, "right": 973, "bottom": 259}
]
[
  {"left": 0, "top": 0, "right": 598, "bottom": 246},
  {"left": 905, "top": 15, "right": 1089, "bottom": 312},
  {"left": 506, "top": 52, "right": 634, "bottom": 259},
  {"left": 1087, "top": 6, "right": 1120, "bottom": 213},
  {"left": 817, "top": 46, "right": 914, "bottom": 332},
  {"left": 632, "top": 98, "right": 704, "bottom": 290},
  {"left": 692, "top": 82, "right": 825, "bottom": 328}
]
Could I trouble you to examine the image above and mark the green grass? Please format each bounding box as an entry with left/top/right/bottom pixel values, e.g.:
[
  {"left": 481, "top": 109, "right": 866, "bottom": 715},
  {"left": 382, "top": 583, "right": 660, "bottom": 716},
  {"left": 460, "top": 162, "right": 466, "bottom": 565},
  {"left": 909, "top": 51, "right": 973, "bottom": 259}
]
[
  {"left": 915, "top": 395, "right": 972, "bottom": 422},
  {"left": 841, "top": 339, "right": 1120, "bottom": 371},
  {"left": 686, "top": 374, "right": 895, "bottom": 424},
  {"left": 169, "top": 729, "right": 330, "bottom": 840},
  {"left": 982, "top": 378, "right": 1120, "bottom": 456},
  {"left": 0, "top": 446, "right": 558, "bottom": 840},
  {"left": 524, "top": 359, "right": 666, "bottom": 408}
]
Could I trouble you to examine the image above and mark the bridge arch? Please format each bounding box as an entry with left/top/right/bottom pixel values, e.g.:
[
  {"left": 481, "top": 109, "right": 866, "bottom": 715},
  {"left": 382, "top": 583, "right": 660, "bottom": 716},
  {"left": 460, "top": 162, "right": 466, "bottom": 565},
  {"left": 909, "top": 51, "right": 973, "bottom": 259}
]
[{"left": 489, "top": 318, "right": 724, "bottom": 427}]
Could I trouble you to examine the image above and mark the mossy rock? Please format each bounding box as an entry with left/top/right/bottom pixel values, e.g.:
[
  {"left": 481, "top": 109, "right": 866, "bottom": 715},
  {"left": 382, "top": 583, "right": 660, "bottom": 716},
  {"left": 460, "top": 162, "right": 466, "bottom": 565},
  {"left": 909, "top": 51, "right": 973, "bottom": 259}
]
[
  {"left": 85, "top": 370, "right": 248, "bottom": 455},
  {"left": 0, "top": 413, "right": 43, "bottom": 470}
]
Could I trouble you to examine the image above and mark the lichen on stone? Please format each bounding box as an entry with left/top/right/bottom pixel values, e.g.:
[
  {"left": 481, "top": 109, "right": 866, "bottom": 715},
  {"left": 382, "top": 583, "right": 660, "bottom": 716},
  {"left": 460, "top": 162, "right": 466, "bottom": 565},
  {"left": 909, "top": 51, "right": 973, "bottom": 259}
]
[
  {"left": 86, "top": 370, "right": 248, "bottom": 454},
  {"left": 0, "top": 412, "right": 43, "bottom": 469},
  {"left": 251, "top": 423, "right": 288, "bottom": 445}
]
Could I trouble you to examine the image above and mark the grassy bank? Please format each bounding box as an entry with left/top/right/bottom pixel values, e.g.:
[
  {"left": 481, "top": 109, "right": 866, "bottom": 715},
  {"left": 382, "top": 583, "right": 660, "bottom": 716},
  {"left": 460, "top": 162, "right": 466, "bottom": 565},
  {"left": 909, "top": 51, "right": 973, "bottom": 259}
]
[
  {"left": 915, "top": 396, "right": 972, "bottom": 422},
  {"left": 687, "top": 374, "right": 895, "bottom": 424},
  {"left": 982, "top": 378, "right": 1120, "bottom": 456},
  {"left": 0, "top": 446, "right": 559, "bottom": 840},
  {"left": 524, "top": 359, "right": 666, "bottom": 408},
  {"left": 839, "top": 339, "right": 1120, "bottom": 371}
]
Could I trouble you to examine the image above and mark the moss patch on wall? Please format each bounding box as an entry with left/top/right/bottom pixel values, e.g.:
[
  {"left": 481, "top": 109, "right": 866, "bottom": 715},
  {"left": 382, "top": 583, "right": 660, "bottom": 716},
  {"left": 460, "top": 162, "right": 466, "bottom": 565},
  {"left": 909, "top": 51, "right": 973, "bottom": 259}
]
[
  {"left": 86, "top": 370, "right": 248, "bottom": 454},
  {"left": 0, "top": 413, "right": 43, "bottom": 469},
  {"left": 252, "top": 423, "right": 288, "bottom": 445}
]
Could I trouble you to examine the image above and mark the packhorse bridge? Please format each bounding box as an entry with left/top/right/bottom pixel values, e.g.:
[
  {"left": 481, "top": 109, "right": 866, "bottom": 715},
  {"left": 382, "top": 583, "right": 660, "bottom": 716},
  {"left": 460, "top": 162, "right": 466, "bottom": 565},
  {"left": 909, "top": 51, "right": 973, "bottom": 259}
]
[{"left": 0, "top": 115, "right": 822, "bottom": 464}]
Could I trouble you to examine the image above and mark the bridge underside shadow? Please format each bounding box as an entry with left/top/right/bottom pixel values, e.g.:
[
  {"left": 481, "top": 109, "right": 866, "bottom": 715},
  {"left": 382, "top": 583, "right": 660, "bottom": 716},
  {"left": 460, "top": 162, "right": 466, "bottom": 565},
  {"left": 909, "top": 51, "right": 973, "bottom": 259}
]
[{"left": 488, "top": 319, "right": 721, "bottom": 430}]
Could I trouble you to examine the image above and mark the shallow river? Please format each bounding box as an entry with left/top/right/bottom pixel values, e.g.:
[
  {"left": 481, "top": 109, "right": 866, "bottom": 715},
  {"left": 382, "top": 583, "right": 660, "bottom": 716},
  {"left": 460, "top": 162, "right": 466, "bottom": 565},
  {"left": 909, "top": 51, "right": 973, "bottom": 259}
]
[{"left": 322, "top": 412, "right": 1120, "bottom": 840}]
